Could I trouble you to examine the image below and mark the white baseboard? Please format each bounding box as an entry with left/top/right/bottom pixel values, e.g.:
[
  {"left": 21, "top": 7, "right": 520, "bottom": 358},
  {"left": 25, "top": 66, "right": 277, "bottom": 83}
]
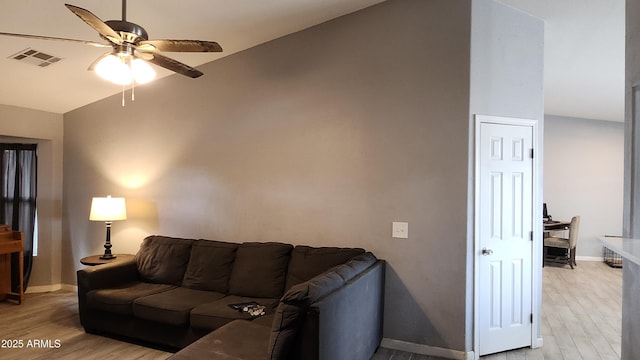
[
  {"left": 25, "top": 284, "right": 77, "bottom": 294},
  {"left": 576, "top": 256, "right": 604, "bottom": 262},
  {"left": 380, "top": 338, "right": 474, "bottom": 360},
  {"left": 533, "top": 336, "right": 544, "bottom": 348},
  {"left": 61, "top": 284, "right": 78, "bottom": 292},
  {"left": 25, "top": 284, "right": 62, "bottom": 293}
]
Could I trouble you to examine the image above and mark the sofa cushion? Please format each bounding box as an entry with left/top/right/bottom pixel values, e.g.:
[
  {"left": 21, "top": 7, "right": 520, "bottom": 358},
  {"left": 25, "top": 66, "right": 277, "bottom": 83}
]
[
  {"left": 252, "top": 313, "right": 276, "bottom": 327},
  {"left": 182, "top": 239, "right": 238, "bottom": 293},
  {"left": 132, "top": 287, "right": 226, "bottom": 326},
  {"left": 86, "top": 281, "right": 175, "bottom": 315},
  {"left": 168, "top": 320, "right": 270, "bottom": 360},
  {"left": 228, "top": 242, "right": 293, "bottom": 298},
  {"left": 135, "top": 235, "right": 195, "bottom": 286},
  {"left": 268, "top": 252, "right": 377, "bottom": 360},
  {"left": 284, "top": 246, "right": 364, "bottom": 290},
  {"left": 190, "top": 295, "right": 280, "bottom": 330}
]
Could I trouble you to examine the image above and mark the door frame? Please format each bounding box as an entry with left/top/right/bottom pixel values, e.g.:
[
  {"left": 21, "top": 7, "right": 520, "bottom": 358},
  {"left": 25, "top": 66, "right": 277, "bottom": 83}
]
[{"left": 472, "top": 114, "right": 543, "bottom": 359}]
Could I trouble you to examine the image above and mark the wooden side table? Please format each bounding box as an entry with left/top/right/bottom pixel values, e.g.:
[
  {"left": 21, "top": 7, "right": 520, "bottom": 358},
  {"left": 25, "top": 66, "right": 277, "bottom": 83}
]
[
  {"left": 0, "top": 225, "right": 24, "bottom": 304},
  {"left": 80, "top": 254, "right": 135, "bottom": 266}
]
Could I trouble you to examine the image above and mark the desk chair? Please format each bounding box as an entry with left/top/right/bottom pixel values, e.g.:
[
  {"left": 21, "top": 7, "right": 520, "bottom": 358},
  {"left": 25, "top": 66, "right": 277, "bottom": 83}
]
[{"left": 543, "top": 216, "right": 580, "bottom": 269}]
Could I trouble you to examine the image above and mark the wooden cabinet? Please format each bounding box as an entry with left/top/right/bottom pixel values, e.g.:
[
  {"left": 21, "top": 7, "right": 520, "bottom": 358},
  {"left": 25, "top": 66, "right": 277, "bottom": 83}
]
[{"left": 0, "top": 225, "right": 24, "bottom": 304}]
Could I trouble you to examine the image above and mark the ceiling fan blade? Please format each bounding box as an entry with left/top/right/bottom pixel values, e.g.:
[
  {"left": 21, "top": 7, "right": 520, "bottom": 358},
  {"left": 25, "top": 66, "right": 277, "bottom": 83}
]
[
  {"left": 137, "top": 39, "right": 222, "bottom": 53},
  {"left": 65, "top": 4, "right": 123, "bottom": 44},
  {"left": 134, "top": 51, "right": 154, "bottom": 61},
  {"left": 146, "top": 53, "right": 203, "bottom": 78},
  {"left": 0, "top": 31, "right": 111, "bottom": 48}
]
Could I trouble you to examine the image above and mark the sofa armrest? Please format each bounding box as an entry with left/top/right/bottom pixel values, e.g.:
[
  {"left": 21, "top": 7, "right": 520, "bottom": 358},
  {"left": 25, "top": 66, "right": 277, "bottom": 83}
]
[
  {"left": 77, "top": 259, "right": 139, "bottom": 291},
  {"left": 76, "top": 259, "right": 139, "bottom": 325},
  {"left": 293, "top": 260, "right": 385, "bottom": 360}
]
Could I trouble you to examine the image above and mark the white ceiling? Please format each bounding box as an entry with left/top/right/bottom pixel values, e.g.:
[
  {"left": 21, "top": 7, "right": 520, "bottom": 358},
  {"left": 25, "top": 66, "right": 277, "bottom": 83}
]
[
  {"left": 0, "top": 0, "right": 626, "bottom": 120},
  {"left": 0, "top": 0, "right": 386, "bottom": 114}
]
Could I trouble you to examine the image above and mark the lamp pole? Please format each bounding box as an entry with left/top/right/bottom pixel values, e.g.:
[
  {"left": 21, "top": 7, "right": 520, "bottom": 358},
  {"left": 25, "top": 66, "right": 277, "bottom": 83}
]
[{"left": 100, "top": 220, "right": 116, "bottom": 260}]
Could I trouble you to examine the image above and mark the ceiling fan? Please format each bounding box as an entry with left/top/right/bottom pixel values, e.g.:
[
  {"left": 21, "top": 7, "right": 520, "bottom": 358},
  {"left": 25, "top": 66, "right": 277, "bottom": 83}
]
[{"left": 0, "top": 0, "right": 222, "bottom": 84}]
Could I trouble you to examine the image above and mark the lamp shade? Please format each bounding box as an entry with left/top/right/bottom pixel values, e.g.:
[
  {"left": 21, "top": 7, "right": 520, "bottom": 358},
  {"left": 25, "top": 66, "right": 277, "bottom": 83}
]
[{"left": 89, "top": 196, "right": 127, "bottom": 221}]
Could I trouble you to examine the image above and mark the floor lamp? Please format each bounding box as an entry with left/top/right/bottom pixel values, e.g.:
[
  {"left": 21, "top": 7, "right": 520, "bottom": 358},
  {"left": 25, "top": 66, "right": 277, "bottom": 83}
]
[{"left": 90, "top": 195, "right": 127, "bottom": 260}]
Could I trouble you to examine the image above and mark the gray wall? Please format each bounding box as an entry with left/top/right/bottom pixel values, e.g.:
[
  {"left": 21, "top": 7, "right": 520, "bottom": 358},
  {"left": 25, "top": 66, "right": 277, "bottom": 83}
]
[
  {"left": 469, "top": 0, "right": 544, "bottom": 350},
  {"left": 622, "top": 261, "right": 640, "bottom": 360},
  {"left": 0, "top": 104, "right": 64, "bottom": 290},
  {"left": 63, "top": 0, "right": 473, "bottom": 351},
  {"left": 470, "top": 0, "right": 544, "bottom": 121},
  {"left": 624, "top": 0, "right": 640, "bottom": 358},
  {"left": 544, "top": 115, "right": 624, "bottom": 258},
  {"left": 626, "top": 0, "right": 640, "bottom": 237}
]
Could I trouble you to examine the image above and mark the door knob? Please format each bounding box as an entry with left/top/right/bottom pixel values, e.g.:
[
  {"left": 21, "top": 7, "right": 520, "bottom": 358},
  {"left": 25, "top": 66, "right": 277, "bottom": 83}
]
[{"left": 481, "top": 247, "right": 493, "bottom": 256}]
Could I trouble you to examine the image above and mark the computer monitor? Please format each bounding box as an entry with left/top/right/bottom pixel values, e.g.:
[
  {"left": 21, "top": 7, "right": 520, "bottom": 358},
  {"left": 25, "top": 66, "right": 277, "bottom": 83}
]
[{"left": 543, "top": 203, "right": 551, "bottom": 221}]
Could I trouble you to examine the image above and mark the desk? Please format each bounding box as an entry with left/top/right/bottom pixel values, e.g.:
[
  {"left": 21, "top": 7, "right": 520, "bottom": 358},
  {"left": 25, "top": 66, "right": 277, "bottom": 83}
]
[
  {"left": 0, "top": 225, "right": 24, "bottom": 304},
  {"left": 543, "top": 221, "right": 570, "bottom": 266},
  {"left": 543, "top": 220, "right": 570, "bottom": 233}
]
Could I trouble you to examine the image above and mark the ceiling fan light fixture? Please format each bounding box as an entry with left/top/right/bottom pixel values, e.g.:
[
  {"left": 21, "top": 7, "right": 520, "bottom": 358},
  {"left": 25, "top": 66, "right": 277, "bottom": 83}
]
[
  {"left": 94, "top": 53, "right": 155, "bottom": 85},
  {"left": 94, "top": 53, "right": 130, "bottom": 85},
  {"left": 0, "top": 2, "right": 223, "bottom": 87},
  {"left": 130, "top": 58, "right": 155, "bottom": 84}
]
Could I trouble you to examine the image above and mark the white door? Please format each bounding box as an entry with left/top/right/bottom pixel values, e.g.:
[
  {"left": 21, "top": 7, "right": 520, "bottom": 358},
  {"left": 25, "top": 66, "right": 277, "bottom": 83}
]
[{"left": 478, "top": 120, "right": 533, "bottom": 356}]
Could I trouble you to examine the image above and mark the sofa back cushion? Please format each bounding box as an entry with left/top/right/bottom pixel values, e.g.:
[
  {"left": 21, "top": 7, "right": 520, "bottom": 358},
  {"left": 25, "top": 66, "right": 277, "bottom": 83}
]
[
  {"left": 135, "top": 235, "right": 194, "bottom": 286},
  {"left": 284, "top": 246, "right": 365, "bottom": 290},
  {"left": 182, "top": 239, "right": 239, "bottom": 293},
  {"left": 268, "top": 252, "right": 377, "bottom": 360},
  {"left": 228, "top": 242, "right": 293, "bottom": 298}
]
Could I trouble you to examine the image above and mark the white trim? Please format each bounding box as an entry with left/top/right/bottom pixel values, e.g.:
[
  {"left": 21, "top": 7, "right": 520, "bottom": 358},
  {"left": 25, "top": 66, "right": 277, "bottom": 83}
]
[
  {"left": 25, "top": 284, "right": 61, "bottom": 293},
  {"left": 533, "top": 337, "right": 544, "bottom": 348},
  {"left": 25, "top": 284, "right": 77, "bottom": 293},
  {"left": 576, "top": 256, "right": 605, "bottom": 262},
  {"left": 473, "top": 115, "right": 543, "bottom": 358},
  {"left": 61, "top": 284, "right": 78, "bottom": 292},
  {"left": 381, "top": 338, "right": 474, "bottom": 360}
]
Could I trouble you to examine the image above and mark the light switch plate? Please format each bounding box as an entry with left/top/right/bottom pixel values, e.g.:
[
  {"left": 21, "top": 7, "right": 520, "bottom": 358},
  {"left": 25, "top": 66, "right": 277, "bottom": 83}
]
[{"left": 392, "top": 221, "right": 408, "bottom": 239}]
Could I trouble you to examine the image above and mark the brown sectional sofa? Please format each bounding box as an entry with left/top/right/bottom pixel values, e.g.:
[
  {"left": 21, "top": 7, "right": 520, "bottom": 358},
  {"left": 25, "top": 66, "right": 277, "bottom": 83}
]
[{"left": 77, "top": 235, "right": 385, "bottom": 360}]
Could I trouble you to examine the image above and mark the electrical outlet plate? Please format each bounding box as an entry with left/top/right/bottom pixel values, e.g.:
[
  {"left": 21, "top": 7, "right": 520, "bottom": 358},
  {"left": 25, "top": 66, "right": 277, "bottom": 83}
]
[{"left": 392, "top": 222, "right": 408, "bottom": 239}]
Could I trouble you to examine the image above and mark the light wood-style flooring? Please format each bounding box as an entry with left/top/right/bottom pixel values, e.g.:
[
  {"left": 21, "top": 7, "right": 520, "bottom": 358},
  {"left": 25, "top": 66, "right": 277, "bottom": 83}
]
[
  {"left": 480, "top": 261, "right": 622, "bottom": 360},
  {"left": 0, "top": 290, "right": 170, "bottom": 360},
  {"left": 371, "top": 261, "right": 622, "bottom": 360},
  {"left": 0, "top": 261, "right": 621, "bottom": 360}
]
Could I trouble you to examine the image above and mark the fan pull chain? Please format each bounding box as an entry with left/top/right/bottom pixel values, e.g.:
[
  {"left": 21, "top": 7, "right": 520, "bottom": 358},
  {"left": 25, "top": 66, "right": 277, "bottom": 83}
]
[
  {"left": 121, "top": 83, "right": 125, "bottom": 107},
  {"left": 131, "top": 77, "right": 135, "bottom": 102}
]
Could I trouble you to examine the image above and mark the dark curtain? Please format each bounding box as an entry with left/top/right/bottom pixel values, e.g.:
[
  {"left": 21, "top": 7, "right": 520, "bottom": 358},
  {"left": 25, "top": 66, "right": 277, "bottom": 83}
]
[{"left": 0, "top": 144, "right": 37, "bottom": 292}]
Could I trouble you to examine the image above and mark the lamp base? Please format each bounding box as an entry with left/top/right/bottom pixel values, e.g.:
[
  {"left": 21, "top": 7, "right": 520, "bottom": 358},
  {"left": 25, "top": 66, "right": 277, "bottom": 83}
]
[{"left": 100, "top": 221, "right": 116, "bottom": 260}]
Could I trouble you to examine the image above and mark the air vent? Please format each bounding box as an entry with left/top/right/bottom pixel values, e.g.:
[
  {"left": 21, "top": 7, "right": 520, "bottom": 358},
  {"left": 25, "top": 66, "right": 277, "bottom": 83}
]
[{"left": 8, "top": 48, "right": 63, "bottom": 67}]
